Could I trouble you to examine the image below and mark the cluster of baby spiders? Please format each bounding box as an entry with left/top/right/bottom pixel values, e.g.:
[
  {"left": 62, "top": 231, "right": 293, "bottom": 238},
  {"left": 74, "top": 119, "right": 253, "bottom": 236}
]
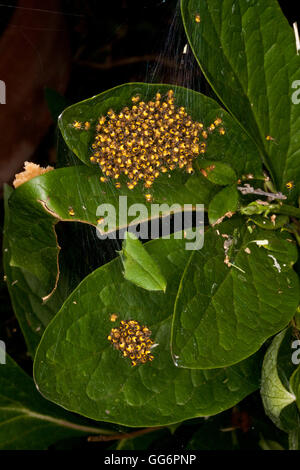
[
  {"left": 107, "top": 319, "right": 155, "bottom": 367},
  {"left": 72, "top": 90, "right": 225, "bottom": 201}
]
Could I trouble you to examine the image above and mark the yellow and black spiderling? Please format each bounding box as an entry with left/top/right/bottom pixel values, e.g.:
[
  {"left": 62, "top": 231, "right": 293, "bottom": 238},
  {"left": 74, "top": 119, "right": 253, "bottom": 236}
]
[
  {"left": 107, "top": 319, "right": 155, "bottom": 366},
  {"left": 72, "top": 120, "right": 82, "bottom": 130},
  {"left": 89, "top": 90, "right": 223, "bottom": 197}
]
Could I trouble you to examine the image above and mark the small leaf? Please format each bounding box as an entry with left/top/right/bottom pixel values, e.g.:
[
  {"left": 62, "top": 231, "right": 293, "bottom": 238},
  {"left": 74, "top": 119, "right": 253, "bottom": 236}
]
[
  {"left": 259, "top": 435, "right": 285, "bottom": 450},
  {"left": 288, "top": 428, "right": 300, "bottom": 450},
  {"left": 122, "top": 232, "right": 167, "bottom": 292},
  {"left": 261, "top": 328, "right": 299, "bottom": 432},
  {"left": 198, "top": 160, "right": 237, "bottom": 186},
  {"left": 247, "top": 215, "right": 290, "bottom": 231},
  {"left": 208, "top": 185, "right": 239, "bottom": 226},
  {"left": 290, "top": 363, "right": 300, "bottom": 412}
]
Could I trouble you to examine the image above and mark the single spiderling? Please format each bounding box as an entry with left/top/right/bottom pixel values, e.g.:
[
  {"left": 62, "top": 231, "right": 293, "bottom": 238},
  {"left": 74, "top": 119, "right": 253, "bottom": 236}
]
[
  {"left": 72, "top": 121, "right": 82, "bottom": 130},
  {"left": 265, "top": 135, "right": 278, "bottom": 145}
]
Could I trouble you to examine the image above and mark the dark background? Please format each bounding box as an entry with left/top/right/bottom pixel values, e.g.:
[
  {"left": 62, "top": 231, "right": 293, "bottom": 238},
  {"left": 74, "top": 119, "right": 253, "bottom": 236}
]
[{"left": 0, "top": 0, "right": 298, "bottom": 450}]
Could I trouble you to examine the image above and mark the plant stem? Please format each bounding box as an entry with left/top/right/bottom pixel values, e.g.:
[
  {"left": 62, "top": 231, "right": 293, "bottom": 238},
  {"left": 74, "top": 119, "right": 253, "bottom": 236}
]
[
  {"left": 270, "top": 204, "right": 300, "bottom": 218},
  {"left": 240, "top": 203, "right": 300, "bottom": 219},
  {"left": 87, "top": 426, "right": 163, "bottom": 442},
  {"left": 290, "top": 223, "right": 300, "bottom": 246}
]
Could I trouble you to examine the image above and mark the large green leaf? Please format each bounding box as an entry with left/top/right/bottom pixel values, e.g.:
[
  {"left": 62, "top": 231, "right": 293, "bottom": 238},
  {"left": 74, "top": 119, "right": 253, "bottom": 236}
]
[
  {"left": 181, "top": 0, "right": 300, "bottom": 199},
  {"left": 33, "top": 235, "right": 261, "bottom": 427},
  {"left": 58, "top": 82, "right": 262, "bottom": 178},
  {"left": 261, "top": 328, "right": 300, "bottom": 436},
  {"left": 171, "top": 218, "right": 300, "bottom": 369},
  {"left": 0, "top": 354, "right": 113, "bottom": 450}
]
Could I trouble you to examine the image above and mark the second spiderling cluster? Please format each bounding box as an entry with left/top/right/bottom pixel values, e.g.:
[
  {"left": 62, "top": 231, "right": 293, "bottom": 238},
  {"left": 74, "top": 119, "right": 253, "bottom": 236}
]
[{"left": 107, "top": 319, "right": 155, "bottom": 367}]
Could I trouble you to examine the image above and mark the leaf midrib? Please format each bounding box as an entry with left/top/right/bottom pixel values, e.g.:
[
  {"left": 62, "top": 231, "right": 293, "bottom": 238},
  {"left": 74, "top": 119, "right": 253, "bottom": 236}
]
[{"left": 0, "top": 405, "right": 112, "bottom": 435}]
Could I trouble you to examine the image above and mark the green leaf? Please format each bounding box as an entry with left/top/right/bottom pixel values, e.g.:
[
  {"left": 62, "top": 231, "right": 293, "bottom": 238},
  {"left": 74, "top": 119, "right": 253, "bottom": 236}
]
[
  {"left": 261, "top": 328, "right": 300, "bottom": 433},
  {"left": 181, "top": 0, "right": 300, "bottom": 199},
  {"left": 0, "top": 354, "right": 113, "bottom": 450},
  {"left": 121, "top": 232, "right": 167, "bottom": 292},
  {"left": 259, "top": 435, "right": 285, "bottom": 450},
  {"left": 290, "top": 362, "right": 300, "bottom": 412},
  {"left": 208, "top": 185, "right": 239, "bottom": 226},
  {"left": 247, "top": 215, "right": 290, "bottom": 231},
  {"left": 59, "top": 82, "right": 262, "bottom": 178},
  {"left": 33, "top": 235, "right": 261, "bottom": 427},
  {"left": 288, "top": 427, "right": 300, "bottom": 450},
  {"left": 3, "top": 185, "right": 74, "bottom": 356},
  {"left": 6, "top": 165, "right": 215, "bottom": 302},
  {"left": 171, "top": 218, "right": 300, "bottom": 369}
]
